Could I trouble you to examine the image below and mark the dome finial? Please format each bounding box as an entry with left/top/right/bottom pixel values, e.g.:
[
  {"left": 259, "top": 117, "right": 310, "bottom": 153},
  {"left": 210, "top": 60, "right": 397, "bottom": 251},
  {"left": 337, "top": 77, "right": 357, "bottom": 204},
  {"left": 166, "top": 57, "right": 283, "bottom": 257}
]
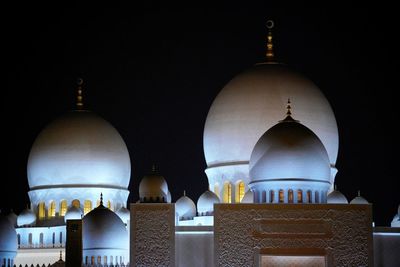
[
  {"left": 358, "top": 190, "right": 361, "bottom": 197},
  {"left": 266, "top": 20, "right": 275, "bottom": 62},
  {"left": 151, "top": 163, "right": 157, "bottom": 173},
  {"left": 100, "top": 192, "right": 103, "bottom": 206},
  {"left": 59, "top": 250, "right": 62, "bottom": 261},
  {"left": 286, "top": 98, "right": 292, "bottom": 116},
  {"left": 76, "top": 78, "right": 84, "bottom": 110},
  {"left": 183, "top": 190, "right": 186, "bottom": 196},
  {"left": 334, "top": 184, "right": 337, "bottom": 191}
]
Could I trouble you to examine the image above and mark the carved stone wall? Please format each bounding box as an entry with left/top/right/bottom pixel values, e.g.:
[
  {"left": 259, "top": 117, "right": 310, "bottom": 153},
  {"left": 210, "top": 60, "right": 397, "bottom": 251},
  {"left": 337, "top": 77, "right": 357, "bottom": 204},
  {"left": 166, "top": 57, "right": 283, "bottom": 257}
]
[
  {"left": 130, "top": 203, "right": 175, "bottom": 267},
  {"left": 214, "top": 204, "right": 373, "bottom": 267}
]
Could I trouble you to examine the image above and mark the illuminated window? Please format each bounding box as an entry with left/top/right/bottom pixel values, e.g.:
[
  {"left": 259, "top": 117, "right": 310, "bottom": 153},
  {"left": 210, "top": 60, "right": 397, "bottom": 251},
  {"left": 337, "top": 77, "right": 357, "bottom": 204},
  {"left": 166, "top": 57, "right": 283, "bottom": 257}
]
[
  {"left": 235, "top": 181, "right": 245, "bottom": 203},
  {"left": 214, "top": 183, "right": 220, "bottom": 198},
  {"left": 288, "top": 189, "right": 294, "bottom": 203},
  {"left": 270, "top": 190, "right": 275, "bottom": 203},
  {"left": 279, "top": 190, "right": 284, "bottom": 203},
  {"left": 307, "top": 190, "right": 312, "bottom": 203},
  {"left": 84, "top": 200, "right": 92, "bottom": 215},
  {"left": 97, "top": 256, "right": 101, "bottom": 264},
  {"left": 91, "top": 256, "right": 94, "bottom": 265},
  {"left": 38, "top": 202, "right": 46, "bottom": 219},
  {"left": 107, "top": 200, "right": 112, "bottom": 210},
  {"left": 72, "top": 199, "right": 80, "bottom": 208},
  {"left": 60, "top": 200, "right": 67, "bottom": 216},
  {"left": 223, "top": 182, "right": 232, "bottom": 203},
  {"left": 297, "top": 190, "right": 303, "bottom": 203},
  {"left": 49, "top": 201, "right": 56, "bottom": 217}
]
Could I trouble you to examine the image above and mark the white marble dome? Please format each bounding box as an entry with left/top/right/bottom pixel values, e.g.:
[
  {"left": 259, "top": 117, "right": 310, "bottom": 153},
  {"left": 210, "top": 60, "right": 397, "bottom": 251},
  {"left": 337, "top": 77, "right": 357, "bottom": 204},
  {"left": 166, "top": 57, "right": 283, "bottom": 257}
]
[
  {"left": 203, "top": 63, "right": 338, "bottom": 190},
  {"left": 175, "top": 194, "right": 196, "bottom": 219},
  {"left": 327, "top": 189, "right": 348, "bottom": 204},
  {"left": 350, "top": 192, "right": 369, "bottom": 204},
  {"left": 17, "top": 208, "right": 36, "bottom": 227},
  {"left": 139, "top": 172, "right": 169, "bottom": 202},
  {"left": 115, "top": 206, "right": 130, "bottom": 225},
  {"left": 249, "top": 116, "right": 331, "bottom": 183},
  {"left": 64, "top": 206, "right": 83, "bottom": 223},
  {"left": 197, "top": 190, "right": 220, "bottom": 216},
  {"left": 27, "top": 110, "right": 131, "bottom": 189},
  {"left": 83, "top": 204, "right": 128, "bottom": 260},
  {"left": 0, "top": 213, "right": 17, "bottom": 262}
]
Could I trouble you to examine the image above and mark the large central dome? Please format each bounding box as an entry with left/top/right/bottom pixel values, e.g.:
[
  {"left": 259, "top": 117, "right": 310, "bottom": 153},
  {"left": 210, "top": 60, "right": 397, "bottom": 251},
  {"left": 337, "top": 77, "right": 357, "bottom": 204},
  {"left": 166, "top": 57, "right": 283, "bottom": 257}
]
[
  {"left": 203, "top": 63, "right": 338, "bottom": 199},
  {"left": 28, "top": 110, "right": 131, "bottom": 189}
]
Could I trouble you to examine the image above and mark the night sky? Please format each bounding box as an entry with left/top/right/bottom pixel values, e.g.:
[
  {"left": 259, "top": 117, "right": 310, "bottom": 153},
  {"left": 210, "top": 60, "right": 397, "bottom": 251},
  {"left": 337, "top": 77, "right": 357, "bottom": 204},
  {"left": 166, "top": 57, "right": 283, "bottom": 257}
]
[{"left": 2, "top": 4, "right": 398, "bottom": 226}]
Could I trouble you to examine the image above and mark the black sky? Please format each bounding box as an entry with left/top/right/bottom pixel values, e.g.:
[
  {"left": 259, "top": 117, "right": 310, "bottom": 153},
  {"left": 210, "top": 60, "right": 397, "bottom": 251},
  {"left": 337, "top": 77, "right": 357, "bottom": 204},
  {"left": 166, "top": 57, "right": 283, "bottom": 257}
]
[{"left": 2, "top": 3, "right": 398, "bottom": 226}]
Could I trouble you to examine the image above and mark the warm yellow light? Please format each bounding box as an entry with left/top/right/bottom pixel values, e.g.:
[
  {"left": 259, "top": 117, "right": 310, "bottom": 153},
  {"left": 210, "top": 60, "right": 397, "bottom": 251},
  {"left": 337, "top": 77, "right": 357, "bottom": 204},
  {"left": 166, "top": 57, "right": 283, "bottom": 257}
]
[
  {"left": 235, "top": 181, "right": 245, "bottom": 203},
  {"left": 107, "top": 200, "right": 112, "bottom": 210},
  {"left": 298, "top": 190, "right": 303, "bottom": 203},
  {"left": 60, "top": 200, "right": 67, "bottom": 216},
  {"left": 48, "top": 201, "right": 56, "bottom": 217},
  {"left": 72, "top": 199, "right": 80, "bottom": 208},
  {"left": 223, "top": 182, "right": 232, "bottom": 203},
  {"left": 84, "top": 200, "right": 92, "bottom": 215},
  {"left": 38, "top": 202, "right": 46, "bottom": 219},
  {"left": 279, "top": 190, "right": 284, "bottom": 203}
]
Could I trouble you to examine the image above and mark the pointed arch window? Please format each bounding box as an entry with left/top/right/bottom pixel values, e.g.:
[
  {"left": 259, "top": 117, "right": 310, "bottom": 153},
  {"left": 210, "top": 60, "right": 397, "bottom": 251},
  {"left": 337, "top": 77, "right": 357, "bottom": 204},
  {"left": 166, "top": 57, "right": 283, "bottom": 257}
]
[{"left": 223, "top": 182, "right": 232, "bottom": 203}]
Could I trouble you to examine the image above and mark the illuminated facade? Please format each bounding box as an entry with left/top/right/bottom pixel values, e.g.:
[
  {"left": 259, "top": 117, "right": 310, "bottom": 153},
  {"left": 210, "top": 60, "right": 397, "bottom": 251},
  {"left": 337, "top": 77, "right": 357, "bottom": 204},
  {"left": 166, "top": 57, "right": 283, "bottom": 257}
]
[{"left": 1, "top": 22, "right": 399, "bottom": 267}]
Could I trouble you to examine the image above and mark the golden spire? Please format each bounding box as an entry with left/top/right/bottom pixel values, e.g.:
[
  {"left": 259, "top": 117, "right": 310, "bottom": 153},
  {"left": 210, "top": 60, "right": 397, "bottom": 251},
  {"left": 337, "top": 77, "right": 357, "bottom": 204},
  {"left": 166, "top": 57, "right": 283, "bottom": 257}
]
[
  {"left": 76, "top": 78, "right": 84, "bottom": 110},
  {"left": 266, "top": 20, "right": 275, "bottom": 62}
]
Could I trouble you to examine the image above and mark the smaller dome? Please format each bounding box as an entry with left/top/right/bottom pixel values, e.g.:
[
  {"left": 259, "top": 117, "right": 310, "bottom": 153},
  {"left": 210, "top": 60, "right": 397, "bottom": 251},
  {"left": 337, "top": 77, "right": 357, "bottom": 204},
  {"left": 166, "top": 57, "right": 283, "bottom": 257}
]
[
  {"left": 115, "top": 206, "right": 130, "bottom": 225},
  {"left": 350, "top": 191, "right": 369, "bottom": 204},
  {"left": 197, "top": 190, "right": 220, "bottom": 216},
  {"left": 0, "top": 212, "right": 18, "bottom": 255},
  {"left": 327, "top": 189, "right": 348, "bottom": 204},
  {"left": 139, "top": 168, "right": 169, "bottom": 203},
  {"left": 6, "top": 210, "right": 18, "bottom": 227},
  {"left": 241, "top": 190, "right": 254, "bottom": 203},
  {"left": 64, "top": 206, "right": 83, "bottom": 223},
  {"left": 176, "top": 194, "right": 196, "bottom": 220},
  {"left": 83, "top": 204, "right": 128, "bottom": 252},
  {"left": 17, "top": 208, "right": 36, "bottom": 227}
]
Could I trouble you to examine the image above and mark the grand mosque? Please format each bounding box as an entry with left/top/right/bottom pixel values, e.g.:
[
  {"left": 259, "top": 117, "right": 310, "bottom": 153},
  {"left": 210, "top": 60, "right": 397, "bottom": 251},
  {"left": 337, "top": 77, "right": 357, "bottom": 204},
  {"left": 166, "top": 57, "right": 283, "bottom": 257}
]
[{"left": 1, "top": 21, "right": 399, "bottom": 267}]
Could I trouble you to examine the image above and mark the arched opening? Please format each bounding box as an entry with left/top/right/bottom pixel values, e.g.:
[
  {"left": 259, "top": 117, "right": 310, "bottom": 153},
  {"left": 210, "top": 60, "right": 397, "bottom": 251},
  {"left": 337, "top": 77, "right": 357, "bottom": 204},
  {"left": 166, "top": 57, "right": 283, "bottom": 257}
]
[
  {"left": 84, "top": 200, "right": 92, "bottom": 215},
  {"left": 104, "top": 256, "right": 107, "bottom": 264},
  {"left": 71, "top": 199, "right": 80, "bottom": 208},
  {"left": 91, "top": 256, "right": 95, "bottom": 265},
  {"left": 97, "top": 256, "right": 101, "bottom": 264},
  {"left": 85, "top": 256, "right": 88, "bottom": 265},
  {"left": 60, "top": 200, "right": 67, "bottom": 216},
  {"left": 48, "top": 201, "right": 56, "bottom": 217},
  {"left": 17, "top": 234, "right": 20, "bottom": 248},
  {"left": 261, "top": 190, "right": 267, "bottom": 203},
  {"left": 52, "top": 232, "right": 55, "bottom": 247},
  {"left": 223, "top": 182, "right": 232, "bottom": 203},
  {"left": 315, "top": 191, "right": 319, "bottom": 203},
  {"left": 214, "top": 183, "right": 220, "bottom": 198},
  {"left": 110, "top": 256, "right": 113, "bottom": 265},
  {"left": 288, "top": 189, "right": 294, "bottom": 203},
  {"left": 307, "top": 190, "right": 312, "bottom": 203},
  {"left": 279, "top": 189, "right": 284, "bottom": 203},
  {"left": 235, "top": 181, "right": 245, "bottom": 203},
  {"left": 39, "top": 233, "right": 44, "bottom": 247},
  {"left": 59, "top": 232, "right": 62, "bottom": 244},
  {"left": 28, "top": 233, "right": 33, "bottom": 246},
  {"left": 269, "top": 190, "right": 275, "bottom": 203},
  {"left": 297, "top": 190, "right": 303, "bottom": 203},
  {"left": 38, "top": 202, "right": 46, "bottom": 219}
]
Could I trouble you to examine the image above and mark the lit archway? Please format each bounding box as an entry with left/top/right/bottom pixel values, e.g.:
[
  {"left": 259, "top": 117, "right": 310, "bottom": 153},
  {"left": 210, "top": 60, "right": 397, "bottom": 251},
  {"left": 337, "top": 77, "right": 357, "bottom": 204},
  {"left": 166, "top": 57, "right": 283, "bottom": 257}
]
[
  {"left": 235, "top": 181, "right": 245, "bottom": 203},
  {"left": 223, "top": 182, "right": 232, "bottom": 203}
]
